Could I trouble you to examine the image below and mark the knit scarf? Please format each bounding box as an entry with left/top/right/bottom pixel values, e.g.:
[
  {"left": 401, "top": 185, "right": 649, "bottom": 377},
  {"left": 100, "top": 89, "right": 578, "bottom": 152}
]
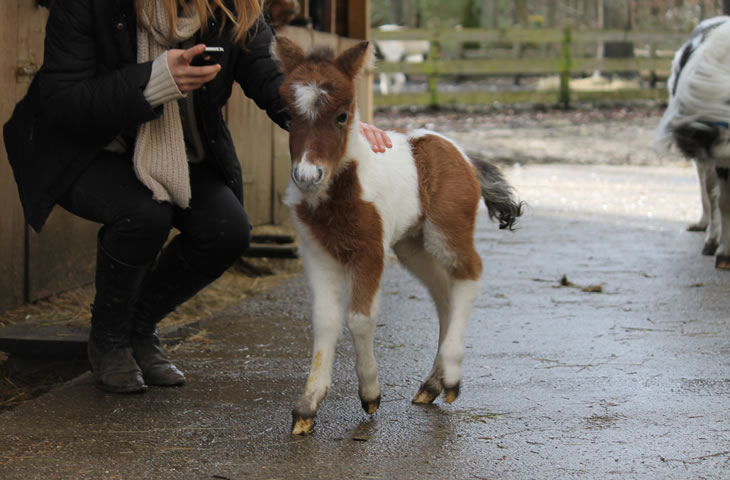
[{"left": 134, "top": 1, "right": 201, "bottom": 208}]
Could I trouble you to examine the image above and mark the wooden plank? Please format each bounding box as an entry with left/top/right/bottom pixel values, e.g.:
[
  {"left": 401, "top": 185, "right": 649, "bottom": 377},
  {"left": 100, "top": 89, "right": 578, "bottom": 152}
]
[
  {"left": 0, "top": 1, "right": 24, "bottom": 313},
  {"left": 27, "top": 211, "right": 98, "bottom": 302},
  {"left": 373, "top": 88, "right": 668, "bottom": 108},
  {"left": 347, "top": 0, "right": 369, "bottom": 40},
  {"left": 272, "top": 124, "right": 292, "bottom": 228},
  {"left": 376, "top": 56, "right": 671, "bottom": 76},
  {"left": 322, "top": 0, "right": 336, "bottom": 34},
  {"left": 16, "top": 4, "right": 97, "bottom": 302},
  {"left": 372, "top": 27, "right": 690, "bottom": 46},
  {"left": 226, "top": 87, "right": 273, "bottom": 226}
]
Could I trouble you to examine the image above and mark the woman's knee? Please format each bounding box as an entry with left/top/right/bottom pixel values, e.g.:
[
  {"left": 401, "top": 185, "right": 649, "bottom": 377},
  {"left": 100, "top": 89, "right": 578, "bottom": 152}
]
[
  {"left": 184, "top": 208, "right": 252, "bottom": 275},
  {"left": 209, "top": 209, "right": 252, "bottom": 262},
  {"left": 104, "top": 204, "right": 174, "bottom": 264}
]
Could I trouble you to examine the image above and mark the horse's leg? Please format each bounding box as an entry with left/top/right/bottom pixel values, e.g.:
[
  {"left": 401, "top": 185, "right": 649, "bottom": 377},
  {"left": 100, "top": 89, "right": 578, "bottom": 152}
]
[
  {"left": 701, "top": 163, "right": 720, "bottom": 255},
  {"left": 393, "top": 238, "right": 451, "bottom": 404},
  {"left": 345, "top": 252, "right": 385, "bottom": 414},
  {"left": 439, "top": 274, "right": 481, "bottom": 403},
  {"left": 424, "top": 220, "right": 483, "bottom": 404},
  {"left": 291, "top": 243, "right": 347, "bottom": 435},
  {"left": 689, "top": 160, "right": 711, "bottom": 232},
  {"left": 714, "top": 168, "right": 730, "bottom": 269}
]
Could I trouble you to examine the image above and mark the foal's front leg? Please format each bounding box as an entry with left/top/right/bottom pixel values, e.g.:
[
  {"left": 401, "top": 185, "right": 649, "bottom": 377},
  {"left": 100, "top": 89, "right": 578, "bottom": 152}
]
[
  {"left": 346, "top": 255, "right": 385, "bottom": 415},
  {"left": 291, "top": 247, "right": 347, "bottom": 435}
]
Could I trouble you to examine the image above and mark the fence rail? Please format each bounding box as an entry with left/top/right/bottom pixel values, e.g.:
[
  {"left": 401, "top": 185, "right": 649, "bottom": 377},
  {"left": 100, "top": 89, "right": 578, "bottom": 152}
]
[{"left": 372, "top": 27, "right": 688, "bottom": 107}]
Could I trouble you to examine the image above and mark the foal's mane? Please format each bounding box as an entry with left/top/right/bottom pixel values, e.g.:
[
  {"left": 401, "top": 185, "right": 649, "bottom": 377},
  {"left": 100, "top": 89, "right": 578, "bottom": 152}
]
[{"left": 306, "top": 46, "right": 336, "bottom": 63}]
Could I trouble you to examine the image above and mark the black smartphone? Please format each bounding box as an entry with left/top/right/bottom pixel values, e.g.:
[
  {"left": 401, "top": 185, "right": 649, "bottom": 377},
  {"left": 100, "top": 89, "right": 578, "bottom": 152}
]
[{"left": 191, "top": 46, "right": 224, "bottom": 66}]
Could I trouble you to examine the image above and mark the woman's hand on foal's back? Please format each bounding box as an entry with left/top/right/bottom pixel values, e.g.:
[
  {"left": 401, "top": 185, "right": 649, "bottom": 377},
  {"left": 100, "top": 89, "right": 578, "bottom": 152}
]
[
  {"left": 360, "top": 123, "right": 392, "bottom": 153},
  {"left": 167, "top": 44, "right": 221, "bottom": 93}
]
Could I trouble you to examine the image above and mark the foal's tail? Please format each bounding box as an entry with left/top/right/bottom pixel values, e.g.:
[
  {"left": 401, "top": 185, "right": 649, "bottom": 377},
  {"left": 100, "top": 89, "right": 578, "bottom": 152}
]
[{"left": 472, "top": 158, "right": 524, "bottom": 230}]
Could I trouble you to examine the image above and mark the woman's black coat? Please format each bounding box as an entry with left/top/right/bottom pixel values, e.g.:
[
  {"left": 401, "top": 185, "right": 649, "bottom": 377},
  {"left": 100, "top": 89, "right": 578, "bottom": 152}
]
[{"left": 4, "top": 0, "right": 289, "bottom": 232}]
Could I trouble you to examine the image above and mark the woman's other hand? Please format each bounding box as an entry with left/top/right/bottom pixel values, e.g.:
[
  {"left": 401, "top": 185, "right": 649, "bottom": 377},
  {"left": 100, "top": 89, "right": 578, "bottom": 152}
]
[
  {"left": 167, "top": 44, "right": 221, "bottom": 93},
  {"left": 360, "top": 122, "right": 393, "bottom": 153}
]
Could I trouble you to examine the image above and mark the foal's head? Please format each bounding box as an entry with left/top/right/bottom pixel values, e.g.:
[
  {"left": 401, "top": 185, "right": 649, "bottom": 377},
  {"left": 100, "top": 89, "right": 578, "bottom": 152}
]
[{"left": 273, "top": 37, "right": 372, "bottom": 195}]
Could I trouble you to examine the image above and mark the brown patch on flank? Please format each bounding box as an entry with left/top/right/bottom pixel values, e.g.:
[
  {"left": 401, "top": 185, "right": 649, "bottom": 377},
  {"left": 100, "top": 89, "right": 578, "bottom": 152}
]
[
  {"left": 409, "top": 134, "right": 483, "bottom": 280},
  {"left": 295, "top": 162, "right": 385, "bottom": 315}
]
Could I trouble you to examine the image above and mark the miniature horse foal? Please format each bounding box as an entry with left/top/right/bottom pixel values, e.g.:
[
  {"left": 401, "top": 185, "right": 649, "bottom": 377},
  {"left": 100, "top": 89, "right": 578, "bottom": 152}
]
[{"left": 272, "top": 38, "right": 524, "bottom": 435}]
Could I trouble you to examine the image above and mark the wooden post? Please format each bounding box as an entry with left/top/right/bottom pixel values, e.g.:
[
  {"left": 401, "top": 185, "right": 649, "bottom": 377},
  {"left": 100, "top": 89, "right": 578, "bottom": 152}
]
[
  {"left": 559, "top": 26, "right": 572, "bottom": 107},
  {"left": 725, "top": 0, "right": 730, "bottom": 15},
  {"left": 347, "top": 0, "right": 369, "bottom": 40},
  {"left": 427, "top": 28, "right": 440, "bottom": 109}
]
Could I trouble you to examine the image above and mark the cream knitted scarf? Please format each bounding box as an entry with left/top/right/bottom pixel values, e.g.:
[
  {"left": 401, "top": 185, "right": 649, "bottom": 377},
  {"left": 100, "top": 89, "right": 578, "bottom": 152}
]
[{"left": 134, "top": 1, "right": 201, "bottom": 208}]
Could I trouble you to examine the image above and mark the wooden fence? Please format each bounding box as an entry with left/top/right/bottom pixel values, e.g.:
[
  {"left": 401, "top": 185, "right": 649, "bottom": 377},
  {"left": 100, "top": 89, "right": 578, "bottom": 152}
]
[{"left": 372, "top": 26, "right": 690, "bottom": 107}]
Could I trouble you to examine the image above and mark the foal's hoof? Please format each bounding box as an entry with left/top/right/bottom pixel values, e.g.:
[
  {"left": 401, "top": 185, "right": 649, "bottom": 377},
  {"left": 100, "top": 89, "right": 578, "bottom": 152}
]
[
  {"left": 687, "top": 222, "right": 708, "bottom": 232},
  {"left": 715, "top": 255, "right": 730, "bottom": 270},
  {"left": 291, "top": 415, "right": 315, "bottom": 435},
  {"left": 411, "top": 384, "right": 440, "bottom": 405},
  {"left": 443, "top": 383, "right": 460, "bottom": 404},
  {"left": 702, "top": 240, "right": 719, "bottom": 256},
  {"left": 361, "top": 395, "right": 381, "bottom": 415}
]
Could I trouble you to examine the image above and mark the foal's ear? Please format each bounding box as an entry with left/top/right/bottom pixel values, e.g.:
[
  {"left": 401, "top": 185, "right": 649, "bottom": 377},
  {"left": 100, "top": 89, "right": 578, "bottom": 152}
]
[
  {"left": 336, "top": 41, "right": 374, "bottom": 79},
  {"left": 271, "top": 37, "right": 306, "bottom": 74}
]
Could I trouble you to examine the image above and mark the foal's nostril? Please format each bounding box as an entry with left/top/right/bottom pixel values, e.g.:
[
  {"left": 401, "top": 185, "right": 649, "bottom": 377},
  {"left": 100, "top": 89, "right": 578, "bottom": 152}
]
[
  {"left": 315, "top": 167, "right": 324, "bottom": 183},
  {"left": 292, "top": 166, "right": 300, "bottom": 183}
]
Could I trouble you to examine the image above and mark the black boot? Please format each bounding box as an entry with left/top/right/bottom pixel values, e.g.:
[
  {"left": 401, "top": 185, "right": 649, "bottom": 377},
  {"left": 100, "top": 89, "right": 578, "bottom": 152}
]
[
  {"left": 132, "top": 236, "right": 217, "bottom": 386},
  {"left": 88, "top": 235, "right": 149, "bottom": 393}
]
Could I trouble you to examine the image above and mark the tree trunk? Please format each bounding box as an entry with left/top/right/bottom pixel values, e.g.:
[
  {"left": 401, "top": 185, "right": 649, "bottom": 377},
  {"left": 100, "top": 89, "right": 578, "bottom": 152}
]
[
  {"left": 547, "top": 0, "right": 558, "bottom": 27},
  {"left": 481, "top": 0, "right": 498, "bottom": 29},
  {"left": 724, "top": 0, "right": 730, "bottom": 15},
  {"left": 514, "top": 0, "right": 528, "bottom": 26}
]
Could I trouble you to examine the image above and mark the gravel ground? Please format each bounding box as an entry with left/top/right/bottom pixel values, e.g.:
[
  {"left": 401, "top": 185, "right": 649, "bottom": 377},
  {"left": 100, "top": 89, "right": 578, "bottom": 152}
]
[{"left": 374, "top": 104, "right": 684, "bottom": 167}]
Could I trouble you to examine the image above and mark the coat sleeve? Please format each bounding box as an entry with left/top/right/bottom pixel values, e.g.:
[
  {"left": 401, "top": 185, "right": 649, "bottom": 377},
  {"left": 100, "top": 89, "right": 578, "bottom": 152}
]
[
  {"left": 234, "top": 17, "right": 291, "bottom": 131},
  {"left": 38, "top": 0, "right": 160, "bottom": 141}
]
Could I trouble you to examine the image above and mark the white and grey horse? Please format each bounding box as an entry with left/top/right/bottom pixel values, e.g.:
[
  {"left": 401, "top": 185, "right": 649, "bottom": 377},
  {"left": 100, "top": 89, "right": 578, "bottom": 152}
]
[{"left": 654, "top": 16, "right": 730, "bottom": 268}]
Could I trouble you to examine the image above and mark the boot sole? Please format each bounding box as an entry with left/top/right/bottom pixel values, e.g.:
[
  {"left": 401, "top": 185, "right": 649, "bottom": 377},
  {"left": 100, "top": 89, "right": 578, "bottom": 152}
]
[{"left": 95, "top": 382, "right": 148, "bottom": 394}]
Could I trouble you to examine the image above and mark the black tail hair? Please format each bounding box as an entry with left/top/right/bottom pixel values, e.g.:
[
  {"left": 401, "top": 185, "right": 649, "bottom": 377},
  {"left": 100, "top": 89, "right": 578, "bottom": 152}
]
[{"left": 472, "top": 158, "right": 525, "bottom": 230}]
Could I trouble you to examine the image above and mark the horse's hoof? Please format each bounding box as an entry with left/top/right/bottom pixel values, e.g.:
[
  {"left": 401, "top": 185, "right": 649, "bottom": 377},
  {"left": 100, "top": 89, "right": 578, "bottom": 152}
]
[
  {"left": 687, "top": 223, "right": 708, "bottom": 232},
  {"left": 443, "top": 383, "right": 460, "bottom": 404},
  {"left": 715, "top": 255, "right": 730, "bottom": 270},
  {"left": 291, "top": 415, "right": 315, "bottom": 435},
  {"left": 361, "top": 395, "right": 381, "bottom": 415},
  {"left": 702, "top": 240, "right": 719, "bottom": 256},
  {"left": 411, "top": 384, "right": 440, "bottom": 404}
]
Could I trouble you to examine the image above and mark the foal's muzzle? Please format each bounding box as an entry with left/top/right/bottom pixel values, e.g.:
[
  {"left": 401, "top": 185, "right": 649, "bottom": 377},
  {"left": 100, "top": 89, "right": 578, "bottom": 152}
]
[{"left": 292, "top": 163, "right": 325, "bottom": 192}]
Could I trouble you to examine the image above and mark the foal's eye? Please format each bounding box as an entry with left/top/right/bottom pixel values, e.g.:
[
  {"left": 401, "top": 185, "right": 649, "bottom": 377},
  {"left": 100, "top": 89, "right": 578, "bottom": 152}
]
[{"left": 336, "top": 112, "right": 348, "bottom": 124}]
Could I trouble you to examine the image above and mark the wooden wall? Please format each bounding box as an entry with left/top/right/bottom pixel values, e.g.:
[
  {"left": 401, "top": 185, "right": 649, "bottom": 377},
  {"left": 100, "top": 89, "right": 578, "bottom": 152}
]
[
  {"left": 0, "top": 2, "right": 372, "bottom": 315},
  {"left": 0, "top": 1, "right": 25, "bottom": 313}
]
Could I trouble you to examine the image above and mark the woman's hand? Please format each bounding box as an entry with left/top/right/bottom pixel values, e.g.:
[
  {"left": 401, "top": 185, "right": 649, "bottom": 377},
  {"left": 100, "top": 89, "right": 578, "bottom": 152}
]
[
  {"left": 360, "top": 122, "right": 393, "bottom": 153},
  {"left": 167, "top": 44, "right": 221, "bottom": 93}
]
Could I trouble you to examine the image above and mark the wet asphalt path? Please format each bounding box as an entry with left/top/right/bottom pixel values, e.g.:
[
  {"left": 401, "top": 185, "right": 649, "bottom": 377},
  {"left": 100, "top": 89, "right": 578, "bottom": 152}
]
[{"left": 0, "top": 163, "right": 728, "bottom": 480}]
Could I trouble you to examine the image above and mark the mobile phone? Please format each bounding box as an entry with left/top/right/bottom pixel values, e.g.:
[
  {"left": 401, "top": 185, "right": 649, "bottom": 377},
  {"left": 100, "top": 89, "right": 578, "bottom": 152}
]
[{"left": 191, "top": 46, "right": 224, "bottom": 66}]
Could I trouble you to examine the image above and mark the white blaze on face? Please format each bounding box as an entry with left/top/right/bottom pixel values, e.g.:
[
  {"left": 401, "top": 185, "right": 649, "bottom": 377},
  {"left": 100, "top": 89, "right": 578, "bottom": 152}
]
[
  {"left": 292, "top": 82, "right": 328, "bottom": 121},
  {"left": 296, "top": 153, "right": 323, "bottom": 182}
]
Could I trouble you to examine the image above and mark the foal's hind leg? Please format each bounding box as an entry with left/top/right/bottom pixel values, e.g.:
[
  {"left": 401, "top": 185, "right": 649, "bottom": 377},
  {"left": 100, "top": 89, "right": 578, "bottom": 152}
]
[
  {"left": 346, "top": 253, "right": 385, "bottom": 414},
  {"left": 393, "top": 238, "right": 451, "bottom": 404},
  {"left": 423, "top": 222, "right": 483, "bottom": 404}
]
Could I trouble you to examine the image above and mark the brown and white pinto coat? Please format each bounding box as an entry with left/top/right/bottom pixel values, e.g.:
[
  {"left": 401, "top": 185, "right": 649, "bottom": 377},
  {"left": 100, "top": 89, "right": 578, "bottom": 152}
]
[{"left": 273, "top": 38, "right": 523, "bottom": 435}]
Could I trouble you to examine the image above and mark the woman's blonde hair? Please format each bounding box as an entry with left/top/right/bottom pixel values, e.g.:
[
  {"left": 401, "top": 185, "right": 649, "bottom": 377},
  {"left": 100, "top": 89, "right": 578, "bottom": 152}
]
[{"left": 136, "top": 0, "right": 266, "bottom": 44}]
